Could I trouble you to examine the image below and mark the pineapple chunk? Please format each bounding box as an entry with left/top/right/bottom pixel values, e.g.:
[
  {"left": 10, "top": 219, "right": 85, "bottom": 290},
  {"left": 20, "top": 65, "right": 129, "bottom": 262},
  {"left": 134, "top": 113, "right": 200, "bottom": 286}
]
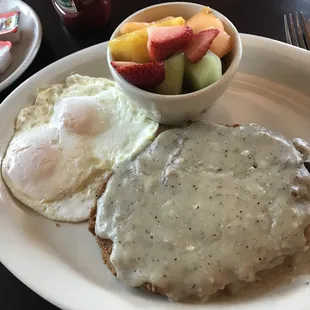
[
  {"left": 119, "top": 22, "right": 150, "bottom": 35},
  {"left": 119, "top": 17, "right": 175, "bottom": 35},
  {"left": 110, "top": 29, "right": 150, "bottom": 63},
  {"left": 109, "top": 17, "right": 185, "bottom": 63}
]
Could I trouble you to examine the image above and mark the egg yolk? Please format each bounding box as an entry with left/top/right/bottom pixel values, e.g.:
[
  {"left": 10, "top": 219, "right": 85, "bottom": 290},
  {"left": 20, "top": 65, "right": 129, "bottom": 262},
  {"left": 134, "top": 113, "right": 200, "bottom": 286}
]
[
  {"left": 24, "top": 144, "right": 60, "bottom": 182},
  {"left": 3, "top": 129, "right": 62, "bottom": 200},
  {"left": 53, "top": 97, "right": 107, "bottom": 136}
]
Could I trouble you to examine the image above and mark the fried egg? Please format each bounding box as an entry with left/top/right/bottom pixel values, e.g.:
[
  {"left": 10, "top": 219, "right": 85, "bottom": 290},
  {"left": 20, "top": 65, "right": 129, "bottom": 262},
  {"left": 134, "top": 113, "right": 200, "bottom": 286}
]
[{"left": 2, "top": 75, "right": 158, "bottom": 222}]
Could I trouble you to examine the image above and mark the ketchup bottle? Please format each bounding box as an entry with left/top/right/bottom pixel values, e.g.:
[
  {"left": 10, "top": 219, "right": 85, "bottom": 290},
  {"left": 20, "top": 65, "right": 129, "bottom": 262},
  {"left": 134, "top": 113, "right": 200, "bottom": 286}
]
[{"left": 52, "top": 0, "right": 111, "bottom": 32}]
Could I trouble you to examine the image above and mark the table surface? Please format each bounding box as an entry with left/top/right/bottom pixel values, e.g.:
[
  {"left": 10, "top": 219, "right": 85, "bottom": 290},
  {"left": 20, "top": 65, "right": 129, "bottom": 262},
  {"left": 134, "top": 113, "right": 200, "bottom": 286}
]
[{"left": 1, "top": 0, "right": 309, "bottom": 309}]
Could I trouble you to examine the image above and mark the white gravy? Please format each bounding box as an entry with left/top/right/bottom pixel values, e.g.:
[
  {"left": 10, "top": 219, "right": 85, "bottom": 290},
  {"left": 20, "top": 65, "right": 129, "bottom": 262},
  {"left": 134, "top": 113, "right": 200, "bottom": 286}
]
[{"left": 95, "top": 122, "right": 310, "bottom": 301}]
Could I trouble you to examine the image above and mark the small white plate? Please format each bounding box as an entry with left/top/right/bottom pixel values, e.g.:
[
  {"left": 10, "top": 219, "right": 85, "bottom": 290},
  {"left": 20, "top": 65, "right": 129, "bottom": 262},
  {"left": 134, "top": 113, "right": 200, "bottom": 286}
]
[
  {"left": 0, "top": 0, "right": 42, "bottom": 92},
  {"left": 0, "top": 34, "right": 310, "bottom": 310}
]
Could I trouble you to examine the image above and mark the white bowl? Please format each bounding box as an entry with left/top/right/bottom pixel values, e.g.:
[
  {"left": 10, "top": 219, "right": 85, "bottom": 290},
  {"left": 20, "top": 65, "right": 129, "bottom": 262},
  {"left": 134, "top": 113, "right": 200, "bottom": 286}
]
[{"left": 107, "top": 2, "right": 242, "bottom": 124}]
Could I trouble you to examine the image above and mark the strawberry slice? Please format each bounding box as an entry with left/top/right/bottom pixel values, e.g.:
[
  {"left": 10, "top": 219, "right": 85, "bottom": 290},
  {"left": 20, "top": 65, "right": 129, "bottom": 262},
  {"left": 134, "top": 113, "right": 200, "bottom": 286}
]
[
  {"left": 111, "top": 61, "right": 165, "bottom": 89},
  {"left": 184, "top": 29, "right": 220, "bottom": 63},
  {"left": 147, "top": 26, "right": 193, "bottom": 61}
]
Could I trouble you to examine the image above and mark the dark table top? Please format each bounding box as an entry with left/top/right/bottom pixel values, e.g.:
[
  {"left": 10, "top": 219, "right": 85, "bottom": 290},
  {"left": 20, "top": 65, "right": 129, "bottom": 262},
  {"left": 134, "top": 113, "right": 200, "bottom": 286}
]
[{"left": 1, "top": 0, "right": 309, "bottom": 309}]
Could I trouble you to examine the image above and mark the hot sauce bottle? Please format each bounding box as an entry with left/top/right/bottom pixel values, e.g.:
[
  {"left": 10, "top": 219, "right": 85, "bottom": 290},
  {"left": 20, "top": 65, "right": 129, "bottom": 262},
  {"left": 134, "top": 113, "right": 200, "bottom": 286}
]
[{"left": 52, "top": 0, "right": 111, "bottom": 32}]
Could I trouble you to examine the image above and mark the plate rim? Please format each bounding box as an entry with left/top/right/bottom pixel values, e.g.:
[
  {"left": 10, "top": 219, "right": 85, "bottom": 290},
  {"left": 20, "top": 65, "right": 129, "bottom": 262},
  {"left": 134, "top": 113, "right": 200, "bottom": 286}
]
[
  {"left": 0, "top": 0, "right": 43, "bottom": 92},
  {"left": 1, "top": 34, "right": 310, "bottom": 310}
]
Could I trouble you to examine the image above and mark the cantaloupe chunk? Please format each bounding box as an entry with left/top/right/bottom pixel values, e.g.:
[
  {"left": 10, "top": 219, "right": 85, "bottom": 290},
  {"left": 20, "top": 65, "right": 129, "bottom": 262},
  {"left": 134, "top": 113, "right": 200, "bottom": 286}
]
[
  {"left": 109, "top": 17, "right": 185, "bottom": 63},
  {"left": 120, "top": 17, "right": 174, "bottom": 35},
  {"left": 186, "top": 7, "right": 232, "bottom": 58},
  {"left": 210, "top": 31, "right": 233, "bottom": 59},
  {"left": 186, "top": 7, "right": 224, "bottom": 33}
]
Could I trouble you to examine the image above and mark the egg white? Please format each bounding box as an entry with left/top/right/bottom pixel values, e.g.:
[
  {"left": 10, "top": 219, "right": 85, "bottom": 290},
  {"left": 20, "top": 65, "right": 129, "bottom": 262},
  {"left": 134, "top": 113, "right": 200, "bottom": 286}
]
[{"left": 2, "top": 75, "right": 158, "bottom": 222}]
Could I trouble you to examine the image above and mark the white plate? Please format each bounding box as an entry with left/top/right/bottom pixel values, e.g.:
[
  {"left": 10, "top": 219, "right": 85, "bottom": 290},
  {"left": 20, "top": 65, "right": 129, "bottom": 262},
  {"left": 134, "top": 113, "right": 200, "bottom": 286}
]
[
  {"left": 1, "top": 34, "right": 310, "bottom": 310},
  {"left": 0, "top": 0, "right": 42, "bottom": 92}
]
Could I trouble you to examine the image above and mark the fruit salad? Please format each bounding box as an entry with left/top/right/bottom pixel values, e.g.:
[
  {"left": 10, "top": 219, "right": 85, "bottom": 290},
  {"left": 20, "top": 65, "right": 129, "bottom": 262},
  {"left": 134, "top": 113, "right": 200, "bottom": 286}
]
[{"left": 109, "top": 7, "right": 233, "bottom": 95}]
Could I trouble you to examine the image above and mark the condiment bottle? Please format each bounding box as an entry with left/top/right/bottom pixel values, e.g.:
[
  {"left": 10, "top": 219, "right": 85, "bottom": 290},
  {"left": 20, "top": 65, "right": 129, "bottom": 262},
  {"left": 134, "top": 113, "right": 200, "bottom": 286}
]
[{"left": 52, "top": 0, "right": 111, "bottom": 32}]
